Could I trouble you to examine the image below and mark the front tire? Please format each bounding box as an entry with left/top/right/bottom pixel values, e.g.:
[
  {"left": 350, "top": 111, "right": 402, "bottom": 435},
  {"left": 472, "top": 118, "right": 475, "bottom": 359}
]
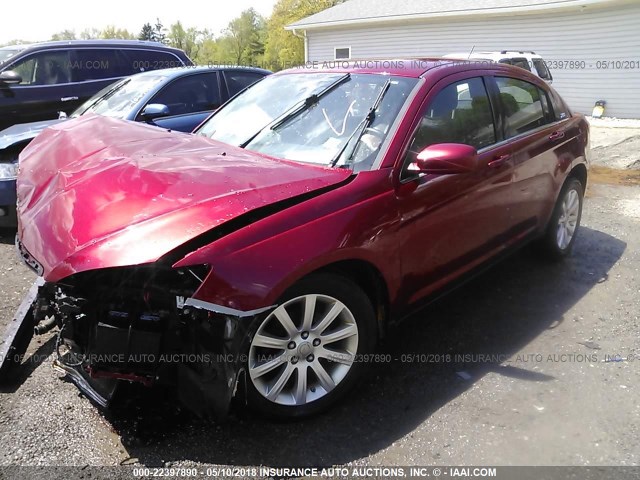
[
  {"left": 244, "top": 273, "right": 377, "bottom": 418},
  {"left": 538, "top": 177, "right": 584, "bottom": 260}
]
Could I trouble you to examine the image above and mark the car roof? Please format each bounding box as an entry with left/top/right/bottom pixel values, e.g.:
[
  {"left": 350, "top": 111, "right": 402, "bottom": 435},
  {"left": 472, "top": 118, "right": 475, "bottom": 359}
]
[
  {"left": 274, "top": 57, "right": 545, "bottom": 80},
  {"left": 274, "top": 58, "right": 452, "bottom": 78},
  {"left": 9, "top": 39, "right": 185, "bottom": 53},
  {"left": 445, "top": 51, "right": 543, "bottom": 60},
  {"left": 135, "top": 65, "right": 272, "bottom": 81}
]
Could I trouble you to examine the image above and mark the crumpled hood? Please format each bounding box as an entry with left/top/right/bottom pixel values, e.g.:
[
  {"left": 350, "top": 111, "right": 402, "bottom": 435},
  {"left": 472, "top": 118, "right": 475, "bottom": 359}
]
[
  {"left": 17, "top": 115, "right": 351, "bottom": 282},
  {"left": 0, "top": 119, "right": 65, "bottom": 150}
]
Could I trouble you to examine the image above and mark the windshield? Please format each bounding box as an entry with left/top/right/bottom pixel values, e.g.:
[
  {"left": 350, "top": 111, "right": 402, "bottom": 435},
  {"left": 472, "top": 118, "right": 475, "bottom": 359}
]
[
  {"left": 197, "top": 73, "right": 417, "bottom": 170},
  {"left": 0, "top": 47, "right": 22, "bottom": 65},
  {"left": 71, "top": 74, "right": 167, "bottom": 119}
]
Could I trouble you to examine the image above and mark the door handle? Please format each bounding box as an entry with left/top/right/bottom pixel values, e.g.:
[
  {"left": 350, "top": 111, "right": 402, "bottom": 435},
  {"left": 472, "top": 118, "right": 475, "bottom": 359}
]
[
  {"left": 549, "top": 131, "right": 565, "bottom": 141},
  {"left": 61, "top": 96, "right": 78, "bottom": 102},
  {"left": 488, "top": 154, "right": 511, "bottom": 168}
]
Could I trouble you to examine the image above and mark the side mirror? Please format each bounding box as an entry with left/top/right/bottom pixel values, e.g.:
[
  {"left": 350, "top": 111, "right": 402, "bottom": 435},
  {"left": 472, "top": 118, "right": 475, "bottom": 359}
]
[
  {"left": 139, "top": 103, "right": 170, "bottom": 123},
  {"left": 0, "top": 70, "right": 22, "bottom": 86},
  {"left": 415, "top": 143, "right": 479, "bottom": 175}
]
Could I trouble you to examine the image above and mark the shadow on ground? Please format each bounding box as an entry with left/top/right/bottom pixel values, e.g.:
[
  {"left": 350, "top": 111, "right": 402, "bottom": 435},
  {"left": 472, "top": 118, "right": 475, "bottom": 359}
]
[
  {"left": 31, "top": 227, "right": 633, "bottom": 466},
  {"left": 0, "top": 336, "right": 56, "bottom": 394}
]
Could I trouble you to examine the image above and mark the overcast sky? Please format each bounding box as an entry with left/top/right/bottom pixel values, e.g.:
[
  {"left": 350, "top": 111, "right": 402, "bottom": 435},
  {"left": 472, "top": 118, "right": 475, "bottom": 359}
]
[{"left": 1, "top": 0, "right": 279, "bottom": 45}]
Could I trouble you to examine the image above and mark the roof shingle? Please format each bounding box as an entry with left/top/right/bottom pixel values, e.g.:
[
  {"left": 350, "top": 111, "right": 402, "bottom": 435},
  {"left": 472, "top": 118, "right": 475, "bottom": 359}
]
[{"left": 287, "top": 0, "right": 607, "bottom": 29}]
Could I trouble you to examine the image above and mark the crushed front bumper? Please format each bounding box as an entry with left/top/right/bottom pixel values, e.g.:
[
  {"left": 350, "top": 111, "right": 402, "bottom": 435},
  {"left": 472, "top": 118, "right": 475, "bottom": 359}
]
[{"left": 3, "top": 268, "right": 263, "bottom": 420}]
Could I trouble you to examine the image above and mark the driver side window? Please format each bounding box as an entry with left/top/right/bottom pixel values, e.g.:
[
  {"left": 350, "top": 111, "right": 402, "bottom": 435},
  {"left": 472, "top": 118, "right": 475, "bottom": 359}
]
[
  {"left": 147, "top": 73, "right": 220, "bottom": 117},
  {"left": 401, "top": 77, "right": 496, "bottom": 178},
  {"left": 10, "top": 51, "right": 72, "bottom": 86}
]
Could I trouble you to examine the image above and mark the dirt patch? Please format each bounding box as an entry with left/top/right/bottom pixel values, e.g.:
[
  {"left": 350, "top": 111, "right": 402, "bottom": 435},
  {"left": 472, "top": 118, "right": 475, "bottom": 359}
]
[
  {"left": 591, "top": 133, "right": 640, "bottom": 170},
  {"left": 589, "top": 166, "right": 640, "bottom": 186},
  {"left": 589, "top": 119, "right": 640, "bottom": 170}
]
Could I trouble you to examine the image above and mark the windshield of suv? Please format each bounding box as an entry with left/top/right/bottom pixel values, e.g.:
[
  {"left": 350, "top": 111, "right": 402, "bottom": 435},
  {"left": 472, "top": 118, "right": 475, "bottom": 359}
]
[
  {"left": 197, "top": 73, "right": 417, "bottom": 170},
  {"left": 0, "top": 47, "right": 23, "bottom": 66},
  {"left": 70, "top": 74, "right": 167, "bottom": 119}
]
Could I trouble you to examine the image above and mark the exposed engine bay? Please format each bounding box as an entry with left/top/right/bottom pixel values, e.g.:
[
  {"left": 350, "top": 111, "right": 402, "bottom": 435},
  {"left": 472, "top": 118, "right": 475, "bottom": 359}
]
[{"left": 24, "top": 265, "right": 260, "bottom": 419}]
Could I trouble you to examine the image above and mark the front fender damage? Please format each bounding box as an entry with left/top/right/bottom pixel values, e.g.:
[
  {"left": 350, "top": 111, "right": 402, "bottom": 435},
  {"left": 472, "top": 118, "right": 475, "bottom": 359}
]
[{"left": 3, "top": 266, "right": 273, "bottom": 420}]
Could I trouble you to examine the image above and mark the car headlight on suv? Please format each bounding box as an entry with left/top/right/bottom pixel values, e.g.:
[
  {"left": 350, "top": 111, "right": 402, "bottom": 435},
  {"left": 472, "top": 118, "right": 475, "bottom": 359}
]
[{"left": 0, "top": 162, "right": 18, "bottom": 180}]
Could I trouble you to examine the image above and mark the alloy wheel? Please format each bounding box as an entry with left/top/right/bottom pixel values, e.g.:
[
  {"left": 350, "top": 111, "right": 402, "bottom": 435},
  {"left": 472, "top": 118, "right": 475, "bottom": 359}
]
[
  {"left": 248, "top": 294, "right": 359, "bottom": 406},
  {"left": 556, "top": 188, "right": 580, "bottom": 250}
]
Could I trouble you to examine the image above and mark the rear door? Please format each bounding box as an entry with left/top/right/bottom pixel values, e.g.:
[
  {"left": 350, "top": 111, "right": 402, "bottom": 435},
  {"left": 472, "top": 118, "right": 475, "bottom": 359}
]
[
  {"left": 68, "top": 48, "right": 131, "bottom": 114},
  {"left": 221, "top": 70, "right": 267, "bottom": 98},
  {"left": 394, "top": 74, "right": 515, "bottom": 305},
  {"left": 491, "top": 75, "right": 569, "bottom": 232},
  {"left": 120, "top": 49, "right": 186, "bottom": 74},
  {"left": 0, "top": 49, "right": 74, "bottom": 130},
  {"left": 138, "top": 71, "right": 222, "bottom": 132}
]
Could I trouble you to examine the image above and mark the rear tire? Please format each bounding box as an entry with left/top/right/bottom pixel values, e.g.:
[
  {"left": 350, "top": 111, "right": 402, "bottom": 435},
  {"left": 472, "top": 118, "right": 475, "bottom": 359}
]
[
  {"left": 244, "top": 273, "right": 377, "bottom": 418},
  {"left": 537, "top": 177, "right": 584, "bottom": 260}
]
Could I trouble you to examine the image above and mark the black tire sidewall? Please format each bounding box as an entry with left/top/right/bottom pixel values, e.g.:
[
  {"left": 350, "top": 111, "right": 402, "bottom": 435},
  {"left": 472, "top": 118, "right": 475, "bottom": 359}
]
[{"left": 243, "top": 273, "right": 377, "bottom": 419}]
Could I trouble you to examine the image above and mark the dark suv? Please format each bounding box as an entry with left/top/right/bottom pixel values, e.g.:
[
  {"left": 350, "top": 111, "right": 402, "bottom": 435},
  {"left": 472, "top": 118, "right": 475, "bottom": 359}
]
[{"left": 0, "top": 40, "right": 192, "bottom": 131}]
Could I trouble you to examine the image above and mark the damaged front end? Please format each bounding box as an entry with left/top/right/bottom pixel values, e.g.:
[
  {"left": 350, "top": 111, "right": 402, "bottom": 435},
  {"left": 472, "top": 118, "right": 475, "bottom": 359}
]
[
  {"left": 30, "top": 264, "right": 262, "bottom": 419},
  {"left": 5, "top": 115, "right": 350, "bottom": 418}
]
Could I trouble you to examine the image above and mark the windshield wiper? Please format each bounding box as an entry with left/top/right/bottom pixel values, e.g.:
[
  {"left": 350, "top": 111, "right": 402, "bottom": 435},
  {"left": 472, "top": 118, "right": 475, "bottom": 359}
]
[
  {"left": 330, "top": 78, "right": 392, "bottom": 168},
  {"left": 240, "top": 73, "right": 351, "bottom": 148}
]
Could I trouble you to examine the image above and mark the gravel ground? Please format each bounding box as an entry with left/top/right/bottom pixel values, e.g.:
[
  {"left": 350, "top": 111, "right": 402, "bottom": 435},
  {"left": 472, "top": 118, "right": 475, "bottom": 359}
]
[
  {"left": 588, "top": 118, "right": 640, "bottom": 170},
  {"left": 0, "top": 136, "right": 638, "bottom": 469}
]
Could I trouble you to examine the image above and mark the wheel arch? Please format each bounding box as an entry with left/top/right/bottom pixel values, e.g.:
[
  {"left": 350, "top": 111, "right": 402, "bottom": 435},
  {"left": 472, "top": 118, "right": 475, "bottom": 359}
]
[
  {"left": 568, "top": 162, "right": 588, "bottom": 190},
  {"left": 303, "top": 259, "right": 390, "bottom": 340}
]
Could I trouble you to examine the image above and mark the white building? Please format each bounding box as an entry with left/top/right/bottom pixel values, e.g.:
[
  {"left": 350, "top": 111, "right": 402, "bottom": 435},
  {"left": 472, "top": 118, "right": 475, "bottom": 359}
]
[{"left": 287, "top": 0, "right": 640, "bottom": 118}]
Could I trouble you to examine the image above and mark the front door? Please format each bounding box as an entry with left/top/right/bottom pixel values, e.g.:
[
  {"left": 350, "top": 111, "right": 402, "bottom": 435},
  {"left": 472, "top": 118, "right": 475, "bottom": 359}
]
[
  {"left": 394, "top": 74, "right": 515, "bottom": 306},
  {"left": 0, "top": 50, "right": 75, "bottom": 131}
]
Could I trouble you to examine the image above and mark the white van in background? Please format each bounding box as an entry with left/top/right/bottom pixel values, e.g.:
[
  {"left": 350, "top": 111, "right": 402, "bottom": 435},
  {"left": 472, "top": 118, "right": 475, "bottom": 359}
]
[{"left": 443, "top": 51, "right": 553, "bottom": 83}]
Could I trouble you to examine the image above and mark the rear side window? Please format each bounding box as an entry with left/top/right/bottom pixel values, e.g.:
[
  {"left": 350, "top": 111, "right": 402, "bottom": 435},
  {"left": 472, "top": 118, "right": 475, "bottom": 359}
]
[
  {"left": 121, "top": 49, "right": 184, "bottom": 74},
  {"left": 549, "top": 88, "right": 571, "bottom": 121},
  {"left": 147, "top": 72, "right": 221, "bottom": 116},
  {"left": 402, "top": 77, "right": 495, "bottom": 176},
  {"left": 496, "top": 77, "right": 550, "bottom": 137},
  {"left": 9, "top": 50, "right": 72, "bottom": 85},
  {"left": 71, "top": 49, "right": 130, "bottom": 81},
  {"left": 533, "top": 59, "right": 552, "bottom": 81},
  {"left": 223, "top": 71, "right": 265, "bottom": 97}
]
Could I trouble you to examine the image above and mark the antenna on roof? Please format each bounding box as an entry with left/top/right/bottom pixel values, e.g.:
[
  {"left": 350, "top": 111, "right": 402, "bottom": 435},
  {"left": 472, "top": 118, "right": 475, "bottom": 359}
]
[{"left": 467, "top": 46, "right": 476, "bottom": 60}]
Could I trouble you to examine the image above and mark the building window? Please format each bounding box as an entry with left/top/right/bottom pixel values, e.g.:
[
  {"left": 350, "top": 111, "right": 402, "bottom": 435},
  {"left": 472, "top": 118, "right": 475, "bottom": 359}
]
[{"left": 334, "top": 47, "right": 351, "bottom": 60}]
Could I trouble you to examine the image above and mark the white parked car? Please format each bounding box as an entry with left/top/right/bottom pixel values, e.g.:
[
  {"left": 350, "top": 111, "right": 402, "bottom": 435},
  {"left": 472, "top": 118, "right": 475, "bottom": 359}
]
[{"left": 443, "top": 51, "right": 553, "bottom": 83}]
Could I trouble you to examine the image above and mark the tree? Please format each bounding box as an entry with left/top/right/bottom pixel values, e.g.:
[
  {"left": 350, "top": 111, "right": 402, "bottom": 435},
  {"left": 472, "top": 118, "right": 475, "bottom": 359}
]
[
  {"left": 139, "top": 23, "right": 155, "bottom": 41},
  {"left": 80, "top": 28, "right": 102, "bottom": 40},
  {"left": 223, "top": 8, "right": 266, "bottom": 65},
  {"left": 168, "top": 21, "right": 187, "bottom": 50},
  {"left": 154, "top": 18, "right": 167, "bottom": 44},
  {"left": 167, "top": 21, "right": 201, "bottom": 58},
  {"left": 184, "top": 27, "right": 202, "bottom": 59},
  {"left": 195, "top": 38, "right": 219, "bottom": 66},
  {"left": 101, "top": 26, "right": 135, "bottom": 39},
  {"left": 264, "top": 0, "right": 346, "bottom": 70},
  {"left": 1, "top": 39, "right": 34, "bottom": 47},
  {"left": 50, "top": 29, "right": 77, "bottom": 41}
]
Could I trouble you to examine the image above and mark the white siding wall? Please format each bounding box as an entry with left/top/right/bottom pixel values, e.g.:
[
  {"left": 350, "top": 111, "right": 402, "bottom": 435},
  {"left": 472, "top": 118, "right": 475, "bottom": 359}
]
[{"left": 306, "top": 2, "right": 640, "bottom": 118}]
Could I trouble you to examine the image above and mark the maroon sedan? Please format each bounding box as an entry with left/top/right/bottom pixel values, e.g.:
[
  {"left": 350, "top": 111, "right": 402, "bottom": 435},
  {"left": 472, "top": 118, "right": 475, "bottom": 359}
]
[{"left": 13, "top": 59, "right": 589, "bottom": 419}]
